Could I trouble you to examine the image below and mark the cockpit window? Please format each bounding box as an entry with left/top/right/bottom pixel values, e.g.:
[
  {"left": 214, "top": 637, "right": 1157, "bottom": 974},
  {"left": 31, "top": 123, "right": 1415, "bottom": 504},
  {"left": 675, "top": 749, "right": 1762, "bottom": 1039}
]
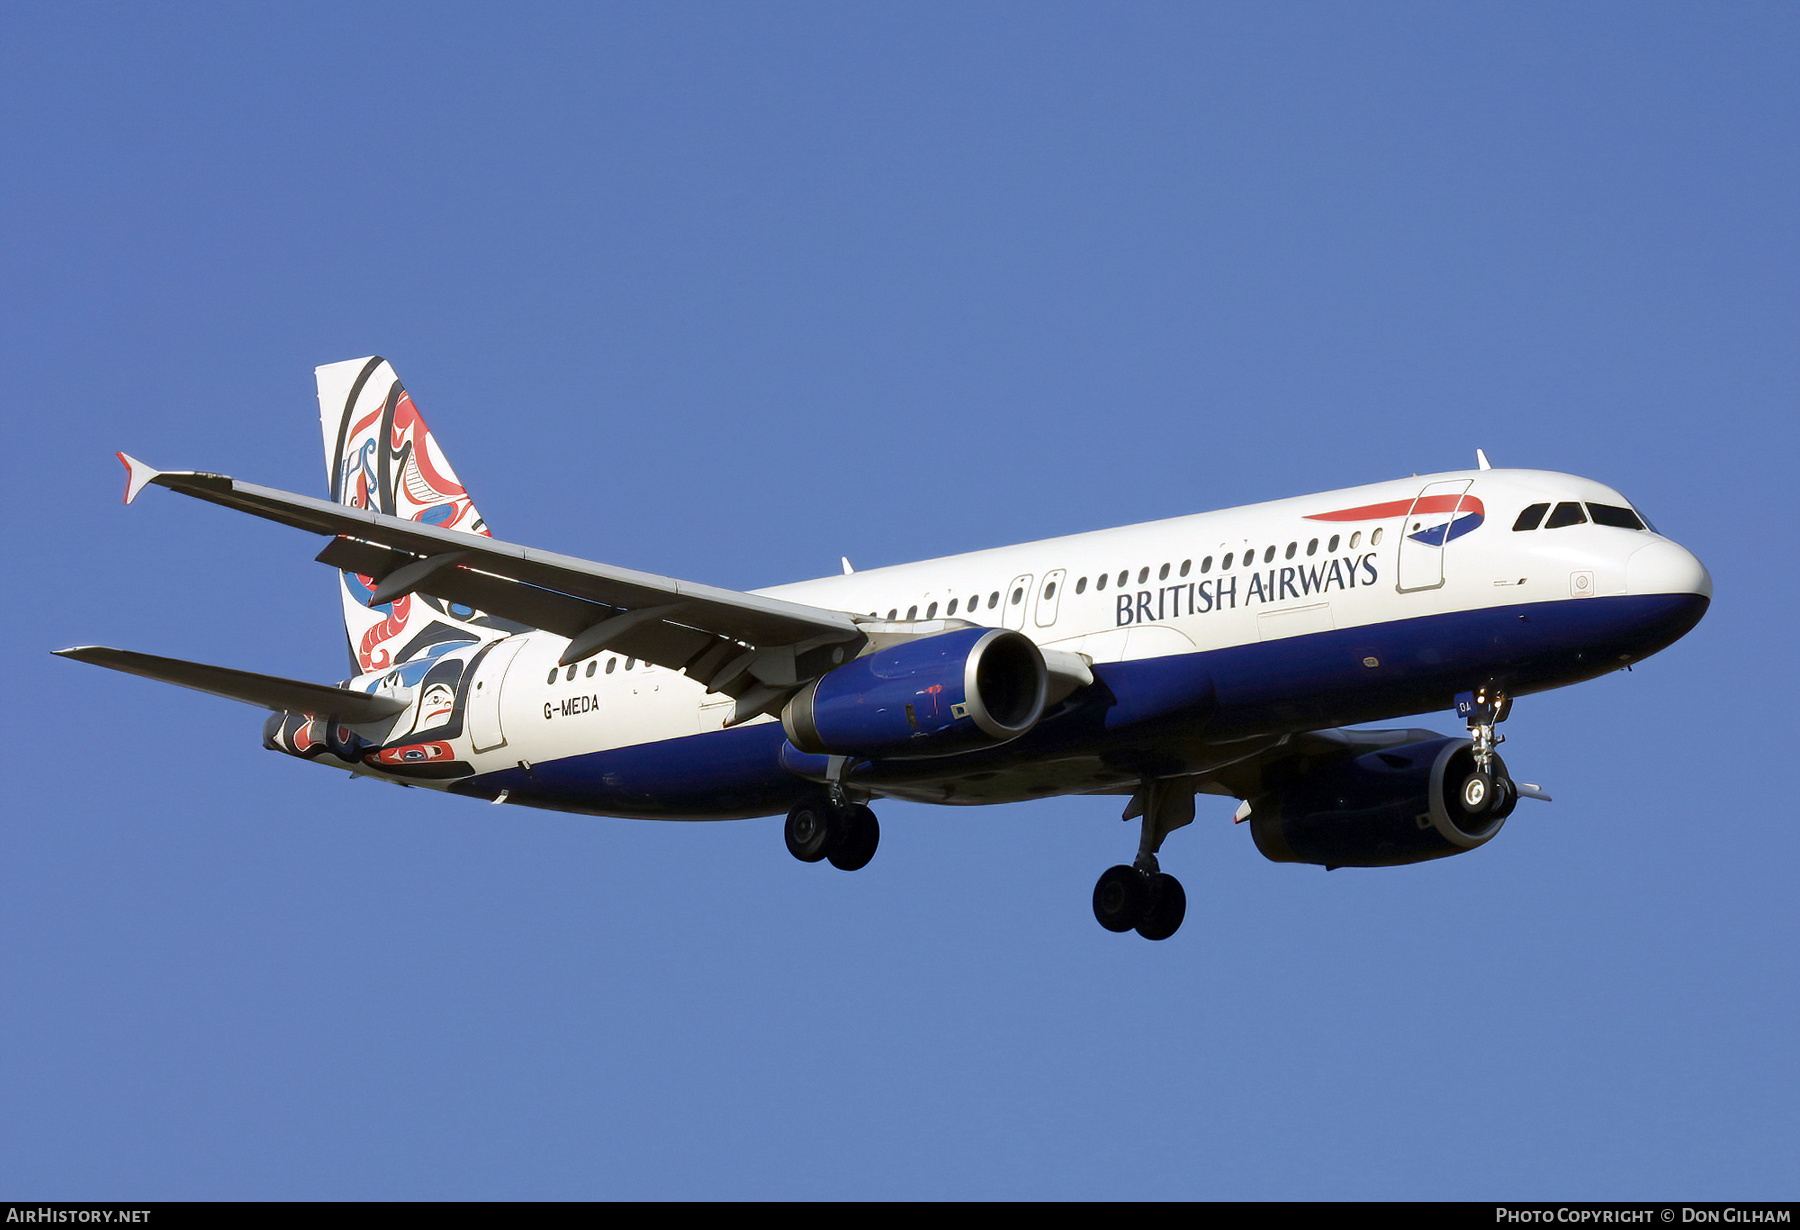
[
  {"left": 1587, "top": 503, "right": 1646, "bottom": 531},
  {"left": 1544, "top": 501, "right": 1588, "bottom": 529},
  {"left": 1513, "top": 503, "right": 1549, "bottom": 531}
]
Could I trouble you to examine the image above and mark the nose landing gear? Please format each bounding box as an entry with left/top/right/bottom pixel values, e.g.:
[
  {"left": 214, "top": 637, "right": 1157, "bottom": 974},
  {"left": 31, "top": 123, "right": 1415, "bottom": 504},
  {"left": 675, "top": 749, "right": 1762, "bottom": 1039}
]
[
  {"left": 1091, "top": 778, "right": 1195, "bottom": 941},
  {"left": 1456, "top": 685, "right": 1512, "bottom": 778},
  {"left": 1454, "top": 686, "right": 1524, "bottom": 825}
]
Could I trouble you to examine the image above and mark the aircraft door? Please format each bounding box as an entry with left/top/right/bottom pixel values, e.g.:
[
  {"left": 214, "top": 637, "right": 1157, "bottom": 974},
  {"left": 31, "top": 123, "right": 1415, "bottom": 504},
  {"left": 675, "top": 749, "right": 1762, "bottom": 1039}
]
[
  {"left": 1396, "top": 479, "right": 1475, "bottom": 593},
  {"left": 1034, "top": 569, "right": 1067, "bottom": 628},
  {"left": 1002, "top": 574, "right": 1035, "bottom": 630},
  {"left": 467, "top": 636, "right": 528, "bottom": 752}
]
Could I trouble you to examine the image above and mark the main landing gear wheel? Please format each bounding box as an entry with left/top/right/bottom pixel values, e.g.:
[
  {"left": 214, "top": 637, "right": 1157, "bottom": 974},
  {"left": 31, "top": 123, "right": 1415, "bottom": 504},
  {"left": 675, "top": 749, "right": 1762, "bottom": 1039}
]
[
  {"left": 1092, "top": 865, "right": 1188, "bottom": 940},
  {"left": 828, "top": 805, "right": 880, "bottom": 871},
  {"left": 1093, "top": 777, "right": 1197, "bottom": 940},
  {"left": 1093, "top": 864, "right": 1148, "bottom": 933},
  {"left": 784, "top": 801, "right": 835, "bottom": 863},
  {"left": 785, "top": 799, "right": 881, "bottom": 870},
  {"left": 1135, "top": 872, "right": 1186, "bottom": 941}
]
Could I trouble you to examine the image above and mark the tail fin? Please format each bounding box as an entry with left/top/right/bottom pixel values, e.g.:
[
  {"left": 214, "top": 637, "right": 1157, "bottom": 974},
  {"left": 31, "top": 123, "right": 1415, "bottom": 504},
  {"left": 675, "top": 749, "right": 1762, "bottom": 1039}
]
[{"left": 317, "top": 357, "right": 501, "bottom": 675}]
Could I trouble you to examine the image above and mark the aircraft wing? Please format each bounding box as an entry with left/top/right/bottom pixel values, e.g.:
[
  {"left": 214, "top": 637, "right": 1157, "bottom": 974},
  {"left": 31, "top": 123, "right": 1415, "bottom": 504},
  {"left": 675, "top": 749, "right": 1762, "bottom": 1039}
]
[
  {"left": 52, "top": 646, "right": 409, "bottom": 722},
  {"left": 118, "top": 456, "right": 865, "bottom": 719}
]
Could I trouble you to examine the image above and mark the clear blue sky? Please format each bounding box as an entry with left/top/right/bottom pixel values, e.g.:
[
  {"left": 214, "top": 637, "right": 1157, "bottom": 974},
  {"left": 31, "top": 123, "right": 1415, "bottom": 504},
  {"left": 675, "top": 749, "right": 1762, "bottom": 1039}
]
[{"left": 3, "top": 2, "right": 1794, "bottom": 1199}]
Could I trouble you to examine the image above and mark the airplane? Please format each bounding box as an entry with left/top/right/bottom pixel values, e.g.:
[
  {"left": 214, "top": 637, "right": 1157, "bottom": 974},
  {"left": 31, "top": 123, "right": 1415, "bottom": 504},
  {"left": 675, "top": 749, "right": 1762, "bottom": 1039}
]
[{"left": 57, "top": 357, "right": 1712, "bottom": 941}]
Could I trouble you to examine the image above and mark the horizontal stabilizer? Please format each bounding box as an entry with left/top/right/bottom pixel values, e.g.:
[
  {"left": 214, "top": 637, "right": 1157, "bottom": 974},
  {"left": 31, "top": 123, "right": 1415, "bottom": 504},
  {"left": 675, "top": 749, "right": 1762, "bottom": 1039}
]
[{"left": 53, "top": 646, "right": 408, "bottom": 721}]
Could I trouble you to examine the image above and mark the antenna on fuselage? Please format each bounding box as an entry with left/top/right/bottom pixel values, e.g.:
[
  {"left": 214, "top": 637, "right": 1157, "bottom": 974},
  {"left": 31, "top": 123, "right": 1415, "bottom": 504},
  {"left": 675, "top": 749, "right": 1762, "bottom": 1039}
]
[{"left": 1476, "top": 449, "right": 1493, "bottom": 470}]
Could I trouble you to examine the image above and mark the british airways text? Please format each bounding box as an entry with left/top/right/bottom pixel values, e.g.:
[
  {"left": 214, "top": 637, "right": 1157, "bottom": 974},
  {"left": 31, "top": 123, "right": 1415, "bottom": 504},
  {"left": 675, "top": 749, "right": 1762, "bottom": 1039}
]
[{"left": 1115, "top": 554, "right": 1379, "bottom": 626}]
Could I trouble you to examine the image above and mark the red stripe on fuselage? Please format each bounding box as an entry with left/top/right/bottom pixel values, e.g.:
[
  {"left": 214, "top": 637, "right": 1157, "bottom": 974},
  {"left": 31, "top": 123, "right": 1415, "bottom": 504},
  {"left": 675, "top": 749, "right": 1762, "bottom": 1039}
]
[{"left": 1306, "top": 495, "right": 1484, "bottom": 522}]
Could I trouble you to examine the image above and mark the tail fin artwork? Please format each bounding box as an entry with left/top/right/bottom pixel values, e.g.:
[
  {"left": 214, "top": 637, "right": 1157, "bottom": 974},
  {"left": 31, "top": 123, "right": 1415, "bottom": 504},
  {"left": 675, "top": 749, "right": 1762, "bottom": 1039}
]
[{"left": 317, "top": 357, "right": 509, "bottom": 675}]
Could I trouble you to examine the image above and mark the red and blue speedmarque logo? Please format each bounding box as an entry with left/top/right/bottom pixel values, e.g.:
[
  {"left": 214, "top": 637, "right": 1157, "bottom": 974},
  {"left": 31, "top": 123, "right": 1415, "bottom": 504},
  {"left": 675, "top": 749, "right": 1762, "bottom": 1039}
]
[{"left": 1306, "top": 494, "right": 1485, "bottom": 546}]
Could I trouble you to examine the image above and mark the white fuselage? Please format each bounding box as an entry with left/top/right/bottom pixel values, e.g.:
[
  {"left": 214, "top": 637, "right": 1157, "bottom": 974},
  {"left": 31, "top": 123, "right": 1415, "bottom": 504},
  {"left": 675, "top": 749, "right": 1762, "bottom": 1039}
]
[{"left": 347, "top": 466, "right": 1708, "bottom": 797}]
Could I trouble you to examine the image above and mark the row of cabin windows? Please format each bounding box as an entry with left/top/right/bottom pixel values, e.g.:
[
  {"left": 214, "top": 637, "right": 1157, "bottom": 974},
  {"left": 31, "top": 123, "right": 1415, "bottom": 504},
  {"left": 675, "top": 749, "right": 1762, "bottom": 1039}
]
[
  {"left": 549, "top": 656, "right": 642, "bottom": 684},
  {"left": 875, "top": 586, "right": 1026, "bottom": 621},
  {"left": 1513, "top": 501, "right": 1647, "bottom": 532},
  {"left": 860, "top": 528, "right": 1391, "bottom": 621},
  {"left": 1069, "top": 529, "right": 1382, "bottom": 594}
]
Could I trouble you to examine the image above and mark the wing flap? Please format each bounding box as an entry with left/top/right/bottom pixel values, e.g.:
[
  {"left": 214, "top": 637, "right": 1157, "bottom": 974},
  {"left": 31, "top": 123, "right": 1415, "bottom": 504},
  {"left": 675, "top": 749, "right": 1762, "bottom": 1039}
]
[{"left": 54, "top": 646, "right": 408, "bottom": 721}]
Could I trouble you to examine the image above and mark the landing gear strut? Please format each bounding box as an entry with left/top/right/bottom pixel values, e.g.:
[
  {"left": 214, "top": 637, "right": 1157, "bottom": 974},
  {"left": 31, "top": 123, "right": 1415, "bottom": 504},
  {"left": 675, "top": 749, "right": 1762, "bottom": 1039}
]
[
  {"left": 783, "top": 797, "right": 880, "bottom": 871},
  {"left": 1092, "top": 778, "right": 1194, "bottom": 941},
  {"left": 1455, "top": 685, "right": 1519, "bottom": 824},
  {"left": 1456, "top": 685, "right": 1512, "bottom": 776}
]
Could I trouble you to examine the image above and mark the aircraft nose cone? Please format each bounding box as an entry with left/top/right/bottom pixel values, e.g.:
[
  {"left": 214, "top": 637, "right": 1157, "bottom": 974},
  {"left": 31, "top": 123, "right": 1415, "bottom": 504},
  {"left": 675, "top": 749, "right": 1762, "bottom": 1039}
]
[{"left": 1627, "top": 539, "right": 1712, "bottom": 599}]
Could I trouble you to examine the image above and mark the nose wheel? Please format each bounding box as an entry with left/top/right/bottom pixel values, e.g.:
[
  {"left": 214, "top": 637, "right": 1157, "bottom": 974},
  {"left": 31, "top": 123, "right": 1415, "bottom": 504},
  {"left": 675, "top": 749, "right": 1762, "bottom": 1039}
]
[{"left": 1092, "top": 778, "right": 1195, "bottom": 941}]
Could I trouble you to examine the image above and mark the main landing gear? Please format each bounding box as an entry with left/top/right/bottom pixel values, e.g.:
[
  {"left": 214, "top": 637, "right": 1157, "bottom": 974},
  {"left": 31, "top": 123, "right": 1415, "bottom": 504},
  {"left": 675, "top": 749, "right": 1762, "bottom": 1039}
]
[
  {"left": 784, "top": 797, "right": 880, "bottom": 872},
  {"left": 1092, "top": 778, "right": 1195, "bottom": 941}
]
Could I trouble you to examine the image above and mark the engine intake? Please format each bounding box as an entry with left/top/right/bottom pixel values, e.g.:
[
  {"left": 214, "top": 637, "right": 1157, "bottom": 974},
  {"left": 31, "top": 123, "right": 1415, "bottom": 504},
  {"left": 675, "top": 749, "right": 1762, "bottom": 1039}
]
[
  {"left": 1249, "top": 737, "right": 1516, "bottom": 868},
  {"left": 782, "top": 627, "right": 1047, "bottom": 758}
]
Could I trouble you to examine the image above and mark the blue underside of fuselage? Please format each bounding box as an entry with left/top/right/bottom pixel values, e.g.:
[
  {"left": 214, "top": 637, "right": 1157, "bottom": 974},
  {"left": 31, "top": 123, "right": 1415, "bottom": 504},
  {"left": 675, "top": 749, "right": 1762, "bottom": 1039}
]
[{"left": 448, "top": 592, "right": 1707, "bottom": 820}]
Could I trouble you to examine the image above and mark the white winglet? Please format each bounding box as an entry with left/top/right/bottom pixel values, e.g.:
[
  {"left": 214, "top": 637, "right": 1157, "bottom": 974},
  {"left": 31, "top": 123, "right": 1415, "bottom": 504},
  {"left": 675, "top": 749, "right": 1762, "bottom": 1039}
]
[
  {"left": 841, "top": 556, "right": 855, "bottom": 575},
  {"left": 116, "top": 452, "right": 162, "bottom": 505},
  {"left": 1517, "top": 782, "right": 1552, "bottom": 802},
  {"left": 1476, "top": 448, "right": 1493, "bottom": 471},
  {"left": 1232, "top": 799, "right": 1253, "bottom": 823}
]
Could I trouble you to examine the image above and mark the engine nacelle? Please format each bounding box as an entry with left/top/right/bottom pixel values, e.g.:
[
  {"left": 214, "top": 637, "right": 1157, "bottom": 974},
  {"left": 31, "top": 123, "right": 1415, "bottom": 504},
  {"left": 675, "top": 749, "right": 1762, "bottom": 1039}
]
[
  {"left": 1249, "top": 737, "right": 1516, "bottom": 868},
  {"left": 782, "top": 627, "right": 1047, "bottom": 758}
]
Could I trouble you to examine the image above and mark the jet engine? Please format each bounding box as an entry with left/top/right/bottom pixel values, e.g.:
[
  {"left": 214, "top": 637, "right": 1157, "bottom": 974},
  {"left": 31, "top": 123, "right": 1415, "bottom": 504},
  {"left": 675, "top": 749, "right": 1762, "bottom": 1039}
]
[
  {"left": 782, "top": 627, "right": 1048, "bottom": 758},
  {"left": 1248, "top": 736, "right": 1516, "bottom": 868}
]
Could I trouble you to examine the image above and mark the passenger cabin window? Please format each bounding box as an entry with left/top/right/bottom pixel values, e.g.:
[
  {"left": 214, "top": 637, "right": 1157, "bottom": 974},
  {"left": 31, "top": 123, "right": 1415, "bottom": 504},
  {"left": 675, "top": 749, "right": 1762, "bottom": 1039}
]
[
  {"left": 1370, "top": 528, "right": 1382, "bottom": 546},
  {"left": 606, "top": 658, "right": 617, "bottom": 674},
  {"left": 1545, "top": 502, "right": 1588, "bottom": 529},
  {"left": 1348, "top": 532, "right": 1361, "bottom": 549},
  {"left": 887, "top": 608, "right": 897, "bottom": 620},
  {"left": 907, "top": 605, "right": 918, "bottom": 620},
  {"left": 948, "top": 598, "right": 959, "bottom": 615},
  {"left": 1264, "top": 546, "right": 1276, "bottom": 564},
  {"left": 1284, "top": 542, "right": 1296, "bottom": 560},
  {"left": 1221, "top": 552, "right": 1234, "bottom": 570},
  {"left": 1328, "top": 534, "right": 1339, "bottom": 552},
  {"left": 1587, "top": 503, "right": 1646, "bottom": 530},
  {"left": 1513, "top": 503, "right": 1550, "bottom": 531},
  {"left": 546, "top": 668, "right": 558, "bottom": 685},
  {"left": 1075, "top": 577, "right": 1087, "bottom": 594},
  {"left": 586, "top": 661, "right": 596, "bottom": 677},
  {"left": 1116, "top": 571, "right": 1128, "bottom": 587},
  {"left": 1306, "top": 538, "right": 1318, "bottom": 556},
  {"left": 1200, "top": 556, "right": 1212, "bottom": 573},
  {"left": 988, "top": 592, "right": 1000, "bottom": 609},
  {"left": 1010, "top": 587, "right": 1023, "bottom": 606},
  {"left": 926, "top": 602, "right": 938, "bottom": 618},
  {"left": 1179, "top": 560, "right": 1191, "bottom": 577},
  {"left": 1096, "top": 573, "right": 1107, "bottom": 590},
  {"left": 1137, "top": 567, "right": 1149, "bottom": 584},
  {"left": 1158, "top": 563, "right": 1170, "bottom": 580}
]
